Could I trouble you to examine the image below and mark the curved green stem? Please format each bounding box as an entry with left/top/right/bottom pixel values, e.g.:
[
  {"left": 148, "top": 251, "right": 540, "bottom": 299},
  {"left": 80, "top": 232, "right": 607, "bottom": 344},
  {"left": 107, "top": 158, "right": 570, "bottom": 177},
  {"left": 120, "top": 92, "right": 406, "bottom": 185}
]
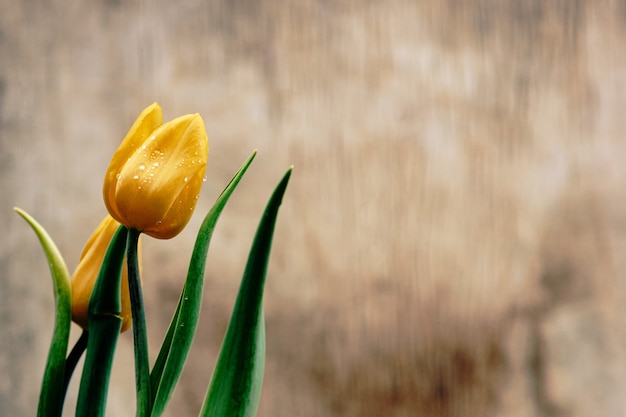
[
  {"left": 127, "top": 228, "right": 151, "bottom": 417},
  {"left": 61, "top": 331, "right": 89, "bottom": 409}
]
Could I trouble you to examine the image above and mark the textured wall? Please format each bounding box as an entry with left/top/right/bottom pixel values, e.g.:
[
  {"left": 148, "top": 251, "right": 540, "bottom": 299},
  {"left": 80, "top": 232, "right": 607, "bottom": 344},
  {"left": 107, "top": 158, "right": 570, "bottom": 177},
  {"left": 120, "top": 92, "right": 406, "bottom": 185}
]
[{"left": 2, "top": 1, "right": 626, "bottom": 416}]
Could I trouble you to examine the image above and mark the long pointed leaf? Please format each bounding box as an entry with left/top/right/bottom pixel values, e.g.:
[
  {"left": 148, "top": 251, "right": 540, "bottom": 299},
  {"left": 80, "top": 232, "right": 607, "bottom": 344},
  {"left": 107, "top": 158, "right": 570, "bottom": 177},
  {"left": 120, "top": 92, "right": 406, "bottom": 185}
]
[
  {"left": 14, "top": 208, "right": 72, "bottom": 417},
  {"left": 200, "top": 166, "right": 292, "bottom": 417},
  {"left": 150, "top": 151, "right": 257, "bottom": 416},
  {"left": 75, "top": 225, "right": 127, "bottom": 417}
]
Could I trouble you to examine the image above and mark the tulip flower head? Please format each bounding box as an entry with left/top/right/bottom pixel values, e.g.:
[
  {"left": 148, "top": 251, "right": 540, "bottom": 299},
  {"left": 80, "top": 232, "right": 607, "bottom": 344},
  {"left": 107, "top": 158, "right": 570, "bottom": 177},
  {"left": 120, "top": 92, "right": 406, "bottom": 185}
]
[
  {"left": 71, "top": 215, "right": 140, "bottom": 332},
  {"left": 103, "top": 102, "right": 209, "bottom": 239}
]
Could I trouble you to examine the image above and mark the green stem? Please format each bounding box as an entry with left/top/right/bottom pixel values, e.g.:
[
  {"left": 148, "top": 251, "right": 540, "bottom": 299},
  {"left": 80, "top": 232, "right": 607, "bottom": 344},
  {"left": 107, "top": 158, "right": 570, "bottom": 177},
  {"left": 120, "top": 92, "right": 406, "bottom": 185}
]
[
  {"left": 127, "top": 228, "right": 151, "bottom": 417},
  {"left": 61, "top": 331, "right": 89, "bottom": 410}
]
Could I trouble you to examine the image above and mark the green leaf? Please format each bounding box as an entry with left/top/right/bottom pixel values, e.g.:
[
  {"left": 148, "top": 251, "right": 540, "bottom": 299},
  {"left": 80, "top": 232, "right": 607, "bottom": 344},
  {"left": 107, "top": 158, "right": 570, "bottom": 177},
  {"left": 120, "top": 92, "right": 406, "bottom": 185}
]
[
  {"left": 150, "top": 151, "right": 257, "bottom": 417},
  {"left": 14, "top": 208, "right": 72, "bottom": 417},
  {"left": 75, "top": 225, "right": 127, "bottom": 417},
  {"left": 200, "top": 166, "right": 292, "bottom": 417}
]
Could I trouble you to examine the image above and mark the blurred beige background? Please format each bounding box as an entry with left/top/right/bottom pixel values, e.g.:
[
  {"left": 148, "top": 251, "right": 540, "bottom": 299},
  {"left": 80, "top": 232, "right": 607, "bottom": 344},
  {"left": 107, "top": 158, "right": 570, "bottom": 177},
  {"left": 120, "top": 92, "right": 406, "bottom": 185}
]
[{"left": 3, "top": 1, "right": 626, "bottom": 416}]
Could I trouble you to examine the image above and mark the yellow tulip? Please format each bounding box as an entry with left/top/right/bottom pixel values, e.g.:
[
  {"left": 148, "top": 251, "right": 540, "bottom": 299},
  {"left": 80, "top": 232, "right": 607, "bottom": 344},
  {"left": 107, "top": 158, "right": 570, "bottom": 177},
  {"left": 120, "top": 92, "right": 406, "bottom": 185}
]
[
  {"left": 71, "top": 215, "right": 141, "bottom": 333},
  {"left": 103, "top": 102, "right": 209, "bottom": 239}
]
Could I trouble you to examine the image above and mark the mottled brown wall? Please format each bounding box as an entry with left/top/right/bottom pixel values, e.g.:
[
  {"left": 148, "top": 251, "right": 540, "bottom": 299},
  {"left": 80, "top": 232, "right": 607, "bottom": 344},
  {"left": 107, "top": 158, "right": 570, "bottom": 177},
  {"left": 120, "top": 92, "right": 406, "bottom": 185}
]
[{"left": 2, "top": 1, "right": 626, "bottom": 416}]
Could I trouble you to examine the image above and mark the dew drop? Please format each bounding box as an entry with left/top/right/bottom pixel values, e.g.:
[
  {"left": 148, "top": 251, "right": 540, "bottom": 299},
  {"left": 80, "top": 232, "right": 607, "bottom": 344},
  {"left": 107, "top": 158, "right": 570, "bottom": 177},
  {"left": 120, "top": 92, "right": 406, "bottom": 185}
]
[
  {"left": 133, "top": 175, "right": 139, "bottom": 180},
  {"left": 138, "top": 164, "right": 145, "bottom": 170},
  {"left": 202, "top": 175, "right": 207, "bottom": 182},
  {"left": 183, "top": 177, "right": 189, "bottom": 182},
  {"left": 150, "top": 149, "right": 165, "bottom": 160},
  {"left": 153, "top": 162, "right": 159, "bottom": 167},
  {"left": 156, "top": 220, "right": 162, "bottom": 226},
  {"left": 116, "top": 173, "right": 121, "bottom": 180}
]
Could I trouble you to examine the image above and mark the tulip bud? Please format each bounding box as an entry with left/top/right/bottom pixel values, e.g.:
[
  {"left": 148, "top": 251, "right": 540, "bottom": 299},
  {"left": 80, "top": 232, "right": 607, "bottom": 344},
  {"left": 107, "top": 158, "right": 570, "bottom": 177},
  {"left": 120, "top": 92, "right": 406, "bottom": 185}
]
[
  {"left": 71, "top": 215, "right": 140, "bottom": 332},
  {"left": 103, "top": 102, "right": 209, "bottom": 239}
]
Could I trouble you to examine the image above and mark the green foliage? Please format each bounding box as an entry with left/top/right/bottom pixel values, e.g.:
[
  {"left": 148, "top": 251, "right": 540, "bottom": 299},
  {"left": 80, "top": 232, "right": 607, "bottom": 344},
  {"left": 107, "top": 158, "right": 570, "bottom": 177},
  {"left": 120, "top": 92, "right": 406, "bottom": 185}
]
[
  {"left": 150, "top": 151, "right": 257, "bottom": 416},
  {"left": 75, "top": 225, "right": 127, "bottom": 417},
  {"left": 19, "top": 150, "right": 292, "bottom": 417},
  {"left": 14, "top": 208, "right": 72, "bottom": 417},
  {"left": 200, "top": 167, "right": 292, "bottom": 417}
]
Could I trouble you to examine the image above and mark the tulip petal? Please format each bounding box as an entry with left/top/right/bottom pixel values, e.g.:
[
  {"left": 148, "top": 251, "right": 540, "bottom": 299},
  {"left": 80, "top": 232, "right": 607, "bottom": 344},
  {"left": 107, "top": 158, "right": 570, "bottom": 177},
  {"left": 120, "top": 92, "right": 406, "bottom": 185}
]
[
  {"left": 103, "top": 102, "right": 163, "bottom": 225},
  {"left": 71, "top": 215, "right": 138, "bottom": 332},
  {"left": 152, "top": 115, "right": 208, "bottom": 238},
  {"left": 104, "top": 108, "right": 208, "bottom": 239}
]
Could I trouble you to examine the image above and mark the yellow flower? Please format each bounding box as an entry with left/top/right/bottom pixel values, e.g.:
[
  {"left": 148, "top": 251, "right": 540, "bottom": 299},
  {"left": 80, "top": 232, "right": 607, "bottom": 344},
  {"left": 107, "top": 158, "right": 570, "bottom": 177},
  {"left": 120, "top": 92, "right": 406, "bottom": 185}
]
[
  {"left": 71, "top": 215, "right": 141, "bottom": 333},
  {"left": 103, "top": 102, "right": 209, "bottom": 239}
]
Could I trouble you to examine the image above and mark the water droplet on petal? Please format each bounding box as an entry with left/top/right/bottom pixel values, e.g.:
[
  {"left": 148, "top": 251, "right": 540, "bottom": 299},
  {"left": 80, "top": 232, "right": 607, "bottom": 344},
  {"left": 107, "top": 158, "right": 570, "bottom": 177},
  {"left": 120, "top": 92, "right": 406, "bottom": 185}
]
[
  {"left": 202, "top": 175, "right": 207, "bottom": 182},
  {"left": 138, "top": 164, "right": 145, "bottom": 170},
  {"left": 183, "top": 177, "right": 189, "bottom": 182},
  {"left": 133, "top": 175, "right": 139, "bottom": 180}
]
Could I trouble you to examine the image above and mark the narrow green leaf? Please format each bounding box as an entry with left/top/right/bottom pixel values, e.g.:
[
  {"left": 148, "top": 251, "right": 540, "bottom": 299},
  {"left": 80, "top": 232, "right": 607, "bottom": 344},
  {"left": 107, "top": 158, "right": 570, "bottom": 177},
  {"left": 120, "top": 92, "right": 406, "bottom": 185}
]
[
  {"left": 14, "top": 208, "right": 72, "bottom": 417},
  {"left": 150, "top": 151, "right": 257, "bottom": 417},
  {"left": 200, "top": 167, "right": 292, "bottom": 417},
  {"left": 75, "top": 225, "right": 127, "bottom": 417}
]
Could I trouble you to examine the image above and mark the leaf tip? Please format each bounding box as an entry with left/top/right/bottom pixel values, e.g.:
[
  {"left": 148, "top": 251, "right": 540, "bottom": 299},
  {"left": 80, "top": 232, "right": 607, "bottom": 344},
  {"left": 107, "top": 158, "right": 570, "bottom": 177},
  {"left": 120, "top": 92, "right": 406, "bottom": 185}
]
[
  {"left": 282, "top": 166, "right": 293, "bottom": 183},
  {"left": 14, "top": 207, "right": 31, "bottom": 222}
]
